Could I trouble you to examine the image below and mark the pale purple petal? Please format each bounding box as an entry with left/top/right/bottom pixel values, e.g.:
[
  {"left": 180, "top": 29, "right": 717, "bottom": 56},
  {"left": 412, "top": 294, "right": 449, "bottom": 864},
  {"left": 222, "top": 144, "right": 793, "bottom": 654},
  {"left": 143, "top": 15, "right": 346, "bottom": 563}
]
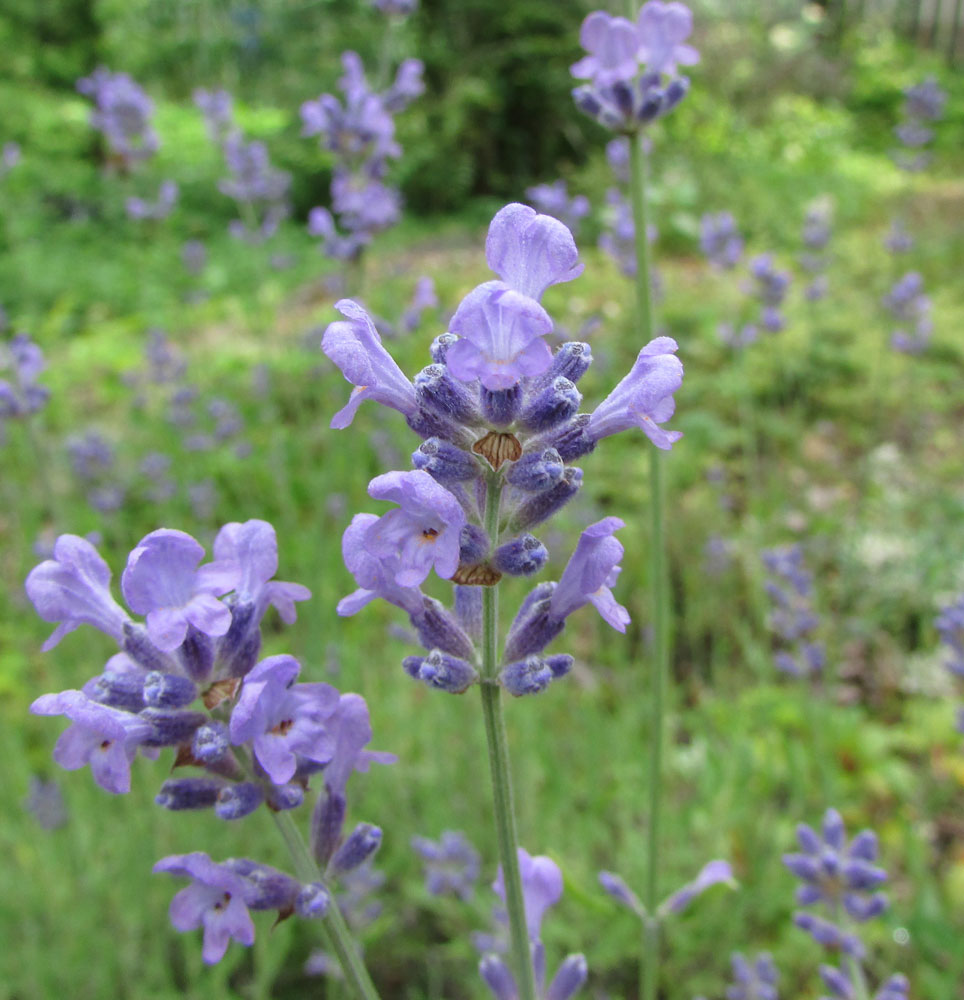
[
  {"left": 550, "top": 518, "right": 629, "bottom": 628},
  {"left": 184, "top": 592, "right": 233, "bottom": 638},
  {"left": 145, "top": 606, "right": 189, "bottom": 652},
  {"left": 493, "top": 848, "right": 563, "bottom": 941},
  {"left": 122, "top": 529, "right": 206, "bottom": 612}
]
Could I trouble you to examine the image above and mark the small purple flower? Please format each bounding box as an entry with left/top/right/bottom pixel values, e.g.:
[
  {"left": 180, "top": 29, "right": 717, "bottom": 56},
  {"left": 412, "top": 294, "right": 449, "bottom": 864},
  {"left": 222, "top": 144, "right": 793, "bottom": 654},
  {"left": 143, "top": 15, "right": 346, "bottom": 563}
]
[
  {"left": 485, "top": 203, "right": 584, "bottom": 302},
  {"left": 323, "top": 692, "right": 397, "bottom": 799},
  {"left": 121, "top": 529, "right": 239, "bottom": 652},
  {"left": 493, "top": 849, "right": 563, "bottom": 942},
  {"left": 659, "top": 858, "right": 733, "bottom": 915},
  {"left": 362, "top": 470, "right": 467, "bottom": 586},
  {"left": 30, "top": 690, "right": 150, "bottom": 793},
  {"left": 412, "top": 830, "right": 481, "bottom": 900},
  {"left": 570, "top": 11, "right": 641, "bottom": 87},
  {"left": 322, "top": 299, "right": 417, "bottom": 428},
  {"left": 336, "top": 513, "right": 425, "bottom": 616},
  {"left": 587, "top": 337, "right": 683, "bottom": 449},
  {"left": 154, "top": 852, "right": 256, "bottom": 964},
  {"left": 77, "top": 67, "right": 158, "bottom": 166},
  {"left": 230, "top": 655, "right": 340, "bottom": 784},
  {"left": 637, "top": 1, "right": 700, "bottom": 76},
  {"left": 701, "top": 212, "right": 743, "bottom": 269},
  {"left": 549, "top": 517, "right": 630, "bottom": 631},
  {"left": 447, "top": 282, "right": 554, "bottom": 391},
  {"left": 727, "top": 952, "right": 779, "bottom": 1000},
  {"left": 525, "top": 182, "right": 590, "bottom": 238},
  {"left": 25, "top": 535, "right": 131, "bottom": 650},
  {"left": 125, "top": 179, "right": 178, "bottom": 221}
]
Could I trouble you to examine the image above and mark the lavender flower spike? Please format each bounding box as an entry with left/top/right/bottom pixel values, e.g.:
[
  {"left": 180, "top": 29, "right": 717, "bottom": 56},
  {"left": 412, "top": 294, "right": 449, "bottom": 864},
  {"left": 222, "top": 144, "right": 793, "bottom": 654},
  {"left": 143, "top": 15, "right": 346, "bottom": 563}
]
[
  {"left": 549, "top": 517, "right": 630, "bottom": 631},
  {"left": 570, "top": 12, "right": 640, "bottom": 87},
  {"left": 154, "top": 853, "right": 255, "bottom": 964},
  {"left": 322, "top": 299, "right": 418, "bottom": 428},
  {"left": 25, "top": 535, "right": 131, "bottom": 650},
  {"left": 337, "top": 513, "right": 425, "bottom": 616},
  {"left": 586, "top": 337, "right": 683, "bottom": 449},
  {"left": 364, "top": 470, "right": 466, "bottom": 585},
  {"left": 637, "top": 2, "right": 701, "bottom": 76},
  {"left": 31, "top": 690, "right": 150, "bottom": 793},
  {"left": 659, "top": 858, "right": 734, "bottom": 915},
  {"left": 486, "top": 203, "right": 584, "bottom": 301},
  {"left": 447, "top": 282, "right": 554, "bottom": 391},
  {"left": 122, "top": 529, "right": 239, "bottom": 652}
]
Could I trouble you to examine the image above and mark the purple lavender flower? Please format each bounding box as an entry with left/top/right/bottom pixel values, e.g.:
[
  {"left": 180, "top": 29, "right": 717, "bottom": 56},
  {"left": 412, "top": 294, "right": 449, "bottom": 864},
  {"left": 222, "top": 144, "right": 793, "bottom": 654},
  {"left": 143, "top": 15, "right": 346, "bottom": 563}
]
[
  {"left": 893, "top": 77, "right": 946, "bottom": 172},
  {"left": 586, "top": 337, "right": 683, "bottom": 449},
  {"left": 121, "top": 529, "right": 239, "bottom": 652},
  {"left": 372, "top": 0, "right": 417, "bottom": 14},
  {"left": 701, "top": 212, "right": 743, "bottom": 270},
  {"left": 402, "top": 276, "right": 439, "bottom": 332},
  {"left": 25, "top": 535, "right": 131, "bottom": 650},
  {"left": 525, "top": 181, "right": 590, "bottom": 238},
  {"left": 762, "top": 545, "right": 823, "bottom": 679},
  {"left": 181, "top": 239, "right": 207, "bottom": 276},
  {"left": 660, "top": 858, "right": 734, "bottom": 915},
  {"left": 194, "top": 88, "right": 235, "bottom": 143},
  {"left": 598, "top": 187, "right": 658, "bottom": 280},
  {"left": 154, "top": 853, "right": 256, "bottom": 964},
  {"left": 412, "top": 830, "right": 481, "bottom": 900},
  {"left": 883, "top": 219, "right": 914, "bottom": 255},
  {"left": 230, "top": 655, "right": 340, "bottom": 784},
  {"left": 570, "top": 12, "right": 641, "bottom": 87},
  {"left": 77, "top": 67, "right": 158, "bottom": 167},
  {"left": 322, "top": 299, "right": 418, "bottom": 428},
  {"left": 493, "top": 849, "right": 563, "bottom": 942},
  {"left": 935, "top": 596, "right": 964, "bottom": 678},
  {"left": 125, "top": 179, "right": 178, "bottom": 221},
  {"left": 362, "top": 470, "right": 466, "bottom": 586},
  {"left": 726, "top": 952, "right": 779, "bottom": 1000},
  {"left": 637, "top": 1, "right": 700, "bottom": 75},
  {"left": 30, "top": 690, "right": 150, "bottom": 793},
  {"left": 447, "top": 282, "right": 555, "bottom": 390},
  {"left": 336, "top": 513, "right": 425, "bottom": 616},
  {"left": 883, "top": 272, "right": 932, "bottom": 354},
  {"left": 1, "top": 141, "right": 20, "bottom": 178},
  {"left": 0, "top": 333, "right": 49, "bottom": 419}
]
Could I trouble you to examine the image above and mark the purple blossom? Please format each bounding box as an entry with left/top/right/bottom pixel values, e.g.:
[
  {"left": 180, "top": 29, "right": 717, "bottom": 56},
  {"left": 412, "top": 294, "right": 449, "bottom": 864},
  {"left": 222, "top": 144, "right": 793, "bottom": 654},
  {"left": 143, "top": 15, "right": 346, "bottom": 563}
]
[
  {"left": 726, "top": 952, "right": 779, "bottom": 1000},
  {"left": 25, "top": 535, "right": 131, "bottom": 650},
  {"left": 77, "top": 67, "right": 158, "bottom": 166},
  {"left": 524, "top": 181, "right": 590, "bottom": 237},
  {"left": 322, "top": 298, "right": 417, "bottom": 428},
  {"left": 0, "top": 333, "right": 49, "bottom": 419},
  {"left": 659, "top": 858, "right": 734, "bottom": 915},
  {"left": 362, "top": 470, "right": 466, "bottom": 586},
  {"left": 549, "top": 517, "right": 629, "bottom": 631},
  {"left": 570, "top": 12, "right": 641, "bottom": 87},
  {"left": 193, "top": 88, "right": 235, "bottom": 143},
  {"left": 121, "top": 529, "right": 239, "bottom": 652},
  {"left": 372, "top": 0, "right": 417, "bottom": 14},
  {"left": 402, "top": 276, "right": 439, "bottom": 332},
  {"left": 230, "top": 655, "right": 340, "bottom": 784},
  {"left": 700, "top": 212, "right": 743, "bottom": 269},
  {"left": 125, "top": 179, "right": 178, "bottom": 221},
  {"left": 493, "top": 849, "right": 563, "bottom": 942},
  {"left": 637, "top": 1, "right": 700, "bottom": 75},
  {"left": 485, "top": 203, "right": 584, "bottom": 301},
  {"left": 154, "top": 853, "right": 256, "bottom": 964},
  {"left": 323, "top": 692, "right": 397, "bottom": 799},
  {"left": 586, "top": 337, "right": 683, "bottom": 448},
  {"left": 412, "top": 830, "right": 481, "bottom": 900},
  {"left": 1, "top": 141, "right": 20, "bottom": 178},
  {"left": 447, "top": 282, "right": 554, "bottom": 391},
  {"left": 308, "top": 206, "right": 367, "bottom": 261},
  {"left": 30, "top": 690, "right": 149, "bottom": 793},
  {"left": 935, "top": 595, "right": 964, "bottom": 677}
]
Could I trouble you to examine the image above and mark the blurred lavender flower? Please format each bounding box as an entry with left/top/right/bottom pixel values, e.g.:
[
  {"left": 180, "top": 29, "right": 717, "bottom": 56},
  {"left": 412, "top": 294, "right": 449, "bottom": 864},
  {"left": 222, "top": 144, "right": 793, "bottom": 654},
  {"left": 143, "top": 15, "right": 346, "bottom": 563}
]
[
  {"left": 219, "top": 134, "right": 291, "bottom": 243},
  {"left": 1, "top": 141, "right": 20, "bottom": 179},
  {"left": 24, "top": 776, "right": 68, "bottom": 830},
  {"left": 893, "top": 77, "right": 946, "bottom": 173},
  {"left": 402, "top": 276, "right": 439, "bottom": 332},
  {"left": 762, "top": 545, "right": 824, "bottom": 679},
  {"left": 181, "top": 239, "right": 207, "bottom": 276},
  {"left": 883, "top": 219, "right": 914, "bottom": 255},
  {"left": 700, "top": 212, "right": 743, "bottom": 270},
  {"left": 0, "top": 333, "right": 49, "bottom": 421},
  {"left": 600, "top": 858, "right": 732, "bottom": 920},
  {"left": 799, "top": 202, "right": 832, "bottom": 302},
  {"left": 726, "top": 952, "right": 779, "bottom": 1000},
  {"left": 412, "top": 830, "right": 481, "bottom": 900},
  {"left": 126, "top": 179, "right": 179, "bottom": 221},
  {"left": 526, "top": 181, "right": 591, "bottom": 237},
  {"left": 935, "top": 596, "right": 964, "bottom": 734},
  {"left": 883, "top": 272, "right": 932, "bottom": 355},
  {"left": 372, "top": 0, "right": 417, "bottom": 16},
  {"left": 599, "top": 187, "right": 657, "bottom": 280},
  {"left": 746, "top": 254, "right": 791, "bottom": 333},
  {"left": 194, "top": 89, "right": 234, "bottom": 144},
  {"left": 77, "top": 67, "right": 158, "bottom": 168}
]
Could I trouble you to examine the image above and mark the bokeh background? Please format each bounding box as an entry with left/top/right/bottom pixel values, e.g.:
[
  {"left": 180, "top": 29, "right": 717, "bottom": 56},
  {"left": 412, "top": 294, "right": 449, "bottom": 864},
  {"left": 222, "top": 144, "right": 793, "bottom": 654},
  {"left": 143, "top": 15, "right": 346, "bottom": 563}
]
[{"left": 2, "top": 1, "right": 964, "bottom": 997}]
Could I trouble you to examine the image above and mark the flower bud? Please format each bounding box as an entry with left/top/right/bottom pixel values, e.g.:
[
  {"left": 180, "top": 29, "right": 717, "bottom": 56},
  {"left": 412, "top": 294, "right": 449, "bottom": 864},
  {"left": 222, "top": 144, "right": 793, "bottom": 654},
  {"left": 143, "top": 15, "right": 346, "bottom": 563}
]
[
  {"left": 403, "top": 650, "right": 478, "bottom": 693},
  {"left": 481, "top": 385, "right": 522, "bottom": 426},
  {"left": 540, "top": 413, "right": 595, "bottom": 462},
  {"left": 311, "top": 790, "right": 347, "bottom": 866},
  {"left": 296, "top": 882, "right": 331, "bottom": 919},
  {"left": 155, "top": 777, "right": 222, "bottom": 811},
  {"left": 87, "top": 670, "right": 146, "bottom": 712},
  {"left": 139, "top": 707, "right": 207, "bottom": 747},
  {"left": 503, "top": 593, "right": 565, "bottom": 662},
  {"left": 328, "top": 823, "right": 383, "bottom": 877},
  {"left": 215, "top": 781, "right": 264, "bottom": 820},
  {"left": 411, "top": 597, "right": 476, "bottom": 659},
  {"left": 459, "top": 524, "right": 490, "bottom": 565},
  {"left": 413, "top": 437, "right": 479, "bottom": 483},
  {"left": 178, "top": 625, "right": 214, "bottom": 682},
  {"left": 430, "top": 333, "right": 458, "bottom": 364},
  {"left": 192, "top": 720, "right": 230, "bottom": 763},
  {"left": 267, "top": 783, "right": 305, "bottom": 811},
  {"left": 506, "top": 449, "right": 564, "bottom": 492},
  {"left": 520, "top": 377, "right": 581, "bottom": 432},
  {"left": 545, "top": 342, "right": 592, "bottom": 385},
  {"left": 493, "top": 534, "right": 548, "bottom": 576},
  {"left": 143, "top": 671, "right": 197, "bottom": 709},
  {"left": 454, "top": 585, "right": 483, "bottom": 640},
  {"left": 225, "top": 858, "right": 300, "bottom": 910},
  {"left": 501, "top": 656, "right": 554, "bottom": 696},
  {"left": 509, "top": 467, "right": 583, "bottom": 532},
  {"left": 123, "top": 621, "right": 176, "bottom": 673},
  {"left": 218, "top": 601, "right": 262, "bottom": 678},
  {"left": 415, "top": 364, "right": 480, "bottom": 424}
]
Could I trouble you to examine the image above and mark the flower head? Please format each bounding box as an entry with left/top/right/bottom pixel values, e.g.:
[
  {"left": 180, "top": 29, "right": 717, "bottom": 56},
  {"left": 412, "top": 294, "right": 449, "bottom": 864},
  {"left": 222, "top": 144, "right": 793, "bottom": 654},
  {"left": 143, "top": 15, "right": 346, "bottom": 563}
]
[
  {"left": 570, "top": 11, "right": 641, "bottom": 88},
  {"left": 637, "top": 1, "right": 700, "bottom": 76}
]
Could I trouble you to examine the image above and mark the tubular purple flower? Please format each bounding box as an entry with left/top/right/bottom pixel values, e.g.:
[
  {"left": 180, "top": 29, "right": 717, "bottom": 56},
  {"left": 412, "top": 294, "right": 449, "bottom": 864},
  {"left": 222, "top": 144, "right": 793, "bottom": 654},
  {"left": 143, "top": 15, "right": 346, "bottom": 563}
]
[
  {"left": 447, "top": 282, "right": 554, "bottom": 391},
  {"left": 230, "top": 655, "right": 340, "bottom": 785},
  {"left": 485, "top": 203, "right": 584, "bottom": 301},
  {"left": 324, "top": 692, "right": 397, "bottom": 799},
  {"left": 570, "top": 12, "right": 641, "bottom": 87},
  {"left": 25, "top": 535, "right": 131, "bottom": 650},
  {"left": 549, "top": 517, "right": 630, "bottom": 631},
  {"left": 212, "top": 519, "right": 310, "bottom": 623},
  {"left": 637, "top": 2, "right": 700, "bottom": 75},
  {"left": 322, "top": 299, "right": 417, "bottom": 428},
  {"left": 587, "top": 337, "right": 683, "bottom": 449},
  {"left": 31, "top": 690, "right": 150, "bottom": 793},
  {"left": 154, "top": 853, "right": 255, "bottom": 964},
  {"left": 493, "top": 849, "right": 563, "bottom": 942},
  {"left": 121, "top": 529, "right": 238, "bottom": 652},
  {"left": 363, "top": 470, "right": 466, "bottom": 586},
  {"left": 659, "top": 858, "right": 733, "bottom": 915}
]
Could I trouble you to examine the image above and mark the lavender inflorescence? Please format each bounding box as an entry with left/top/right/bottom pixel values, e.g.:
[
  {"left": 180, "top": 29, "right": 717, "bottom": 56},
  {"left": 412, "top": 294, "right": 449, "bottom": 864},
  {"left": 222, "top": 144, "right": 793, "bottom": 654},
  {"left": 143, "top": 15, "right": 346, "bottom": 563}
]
[
  {"left": 892, "top": 77, "right": 946, "bottom": 174},
  {"left": 411, "top": 830, "right": 481, "bottom": 900},
  {"left": 935, "top": 595, "right": 964, "bottom": 734},
  {"left": 77, "top": 67, "right": 158, "bottom": 169},
  {"left": 0, "top": 332, "right": 49, "bottom": 424},
  {"left": 762, "top": 545, "right": 824, "bottom": 679},
  {"left": 883, "top": 271, "right": 932, "bottom": 355}
]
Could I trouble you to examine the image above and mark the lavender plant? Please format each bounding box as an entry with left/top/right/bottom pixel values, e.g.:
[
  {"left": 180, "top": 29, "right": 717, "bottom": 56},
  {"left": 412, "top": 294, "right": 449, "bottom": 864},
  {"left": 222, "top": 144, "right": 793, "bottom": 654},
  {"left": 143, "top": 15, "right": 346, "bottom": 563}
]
[
  {"left": 25, "top": 523, "right": 392, "bottom": 994},
  {"left": 77, "top": 67, "right": 159, "bottom": 169},
  {"left": 762, "top": 545, "right": 824, "bottom": 680},
  {"left": 882, "top": 272, "right": 932, "bottom": 355},
  {"left": 0, "top": 332, "right": 49, "bottom": 427},
  {"left": 323, "top": 201, "right": 683, "bottom": 999},
  {"left": 525, "top": 181, "right": 590, "bottom": 237},
  {"left": 412, "top": 829, "right": 481, "bottom": 900},
  {"left": 935, "top": 596, "right": 964, "bottom": 735}
]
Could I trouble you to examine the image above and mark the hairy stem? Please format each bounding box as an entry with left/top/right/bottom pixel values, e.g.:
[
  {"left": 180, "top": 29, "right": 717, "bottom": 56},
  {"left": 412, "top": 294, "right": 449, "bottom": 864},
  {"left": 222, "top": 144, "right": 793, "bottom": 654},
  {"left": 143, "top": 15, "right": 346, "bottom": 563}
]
[{"left": 478, "top": 469, "right": 537, "bottom": 1000}]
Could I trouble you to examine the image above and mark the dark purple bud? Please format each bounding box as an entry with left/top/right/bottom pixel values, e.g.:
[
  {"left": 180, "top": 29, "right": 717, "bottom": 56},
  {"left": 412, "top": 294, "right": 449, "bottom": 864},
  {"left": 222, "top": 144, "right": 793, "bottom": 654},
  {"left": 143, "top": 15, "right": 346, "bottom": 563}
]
[
  {"left": 544, "top": 342, "right": 592, "bottom": 385},
  {"left": 459, "top": 524, "right": 491, "bottom": 565},
  {"left": 503, "top": 602, "right": 564, "bottom": 661},
  {"left": 848, "top": 830, "right": 878, "bottom": 861},
  {"left": 501, "top": 656, "right": 554, "bottom": 696},
  {"left": 538, "top": 414, "right": 595, "bottom": 462},
  {"left": 494, "top": 534, "right": 548, "bottom": 576},
  {"left": 218, "top": 601, "right": 262, "bottom": 678},
  {"left": 547, "top": 954, "right": 588, "bottom": 1000},
  {"left": 296, "top": 882, "right": 331, "bottom": 919},
  {"left": 415, "top": 364, "right": 480, "bottom": 424},
  {"left": 123, "top": 621, "right": 176, "bottom": 673},
  {"left": 795, "top": 884, "right": 823, "bottom": 905},
  {"left": 406, "top": 406, "right": 470, "bottom": 446},
  {"left": 509, "top": 468, "right": 583, "bottom": 532},
  {"left": 823, "top": 809, "right": 846, "bottom": 849},
  {"left": 403, "top": 650, "right": 478, "bottom": 693},
  {"left": 328, "top": 823, "right": 382, "bottom": 877},
  {"left": 820, "top": 849, "right": 841, "bottom": 878},
  {"left": 215, "top": 781, "right": 264, "bottom": 820},
  {"left": 155, "top": 777, "right": 222, "bottom": 810},
  {"left": 143, "top": 671, "right": 197, "bottom": 709},
  {"left": 844, "top": 891, "right": 887, "bottom": 921},
  {"left": 546, "top": 654, "right": 573, "bottom": 678},
  {"left": 663, "top": 76, "right": 689, "bottom": 111},
  {"left": 843, "top": 860, "right": 887, "bottom": 891},
  {"left": 506, "top": 449, "right": 564, "bottom": 492},
  {"left": 267, "top": 783, "right": 305, "bottom": 811},
  {"left": 454, "top": 585, "right": 483, "bottom": 640},
  {"left": 225, "top": 858, "right": 300, "bottom": 910},
  {"left": 311, "top": 790, "right": 347, "bottom": 866},
  {"left": 412, "top": 597, "right": 476, "bottom": 659},
  {"left": 413, "top": 438, "right": 479, "bottom": 483},
  {"left": 87, "top": 671, "right": 146, "bottom": 712},
  {"left": 796, "top": 823, "right": 821, "bottom": 854},
  {"left": 192, "top": 720, "right": 230, "bottom": 763},
  {"left": 178, "top": 625, "right": 215, "bottom": 682},
  {"left": 481, "top": 386, "right": 522, "bottom": 426},
  {"left": 430, "top": 333, "right": 458, "bottom": 364},
  {"left": 140, "top": 707, "right": 207, "bottom": 747},
  {"left": 479, "top": 955, "right": 518, "bottom": 1000},
  {"left": 818, "top": 965, "right": 853, "bottom": 999},
  {"left": 599, "top": 870, "right": 644, "bottom": 914},
  {"left": 520, "top": 377, "right": 581, "bottom": 432}
]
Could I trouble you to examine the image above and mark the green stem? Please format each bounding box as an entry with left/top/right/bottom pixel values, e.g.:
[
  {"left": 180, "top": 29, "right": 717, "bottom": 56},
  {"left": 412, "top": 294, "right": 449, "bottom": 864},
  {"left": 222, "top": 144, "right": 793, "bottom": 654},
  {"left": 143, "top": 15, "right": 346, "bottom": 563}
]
[
  {"left": 270, "top": 811, "right": 382, "bottom": 1000},
  {"left": 478, "top": 469, "right": 538, "bottom": 1000},
  {"left": 629, "top": 131, "right": 667, "bottom": 1000}
]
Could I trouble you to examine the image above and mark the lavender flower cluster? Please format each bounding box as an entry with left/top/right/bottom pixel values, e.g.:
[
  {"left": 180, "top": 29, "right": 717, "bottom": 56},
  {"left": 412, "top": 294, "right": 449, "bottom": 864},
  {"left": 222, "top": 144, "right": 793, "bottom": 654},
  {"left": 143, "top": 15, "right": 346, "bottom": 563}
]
[
  {"left": 935, "top": 595, "right": 964, "bottom": 734},
  {"left": 762, "top": 546, "right": 824, "bottom": 680},
  {"left": 302, "top": 49, "right": 424, "bottom": 261},
  {"left": 883, "top": 271, "right": 932, "bottom": 356},
  {"left": 893, "top": 77, "right": 947, "bottom": 174},
  {"left": 27, "top": 522, "right": 393, "bottom": 963},
  {"left": 0, "top": 331, "right": 49, "bottom": 426},
  {"left": 571, "top": 1, "right": 697, "bottom": 133},
  {"left": 77, "top": 67, "right": 159, "bottom": 169},
  {"left": 324, "top": 203, "right": 683, "bottom": 698}
]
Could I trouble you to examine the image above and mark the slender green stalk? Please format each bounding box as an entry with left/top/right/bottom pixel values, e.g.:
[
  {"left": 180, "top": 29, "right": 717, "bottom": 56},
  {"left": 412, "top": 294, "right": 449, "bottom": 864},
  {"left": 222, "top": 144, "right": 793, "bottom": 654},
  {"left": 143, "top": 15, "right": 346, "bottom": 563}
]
[
  {"left": 628, "top": 131, "right": 667, "bottom": 1000},
  {"left": 478, "top": 468, "right": 538, "bottom": 1000},
  {"left": 271, "top": 810, "right": 382, "bottom": 1000}
]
